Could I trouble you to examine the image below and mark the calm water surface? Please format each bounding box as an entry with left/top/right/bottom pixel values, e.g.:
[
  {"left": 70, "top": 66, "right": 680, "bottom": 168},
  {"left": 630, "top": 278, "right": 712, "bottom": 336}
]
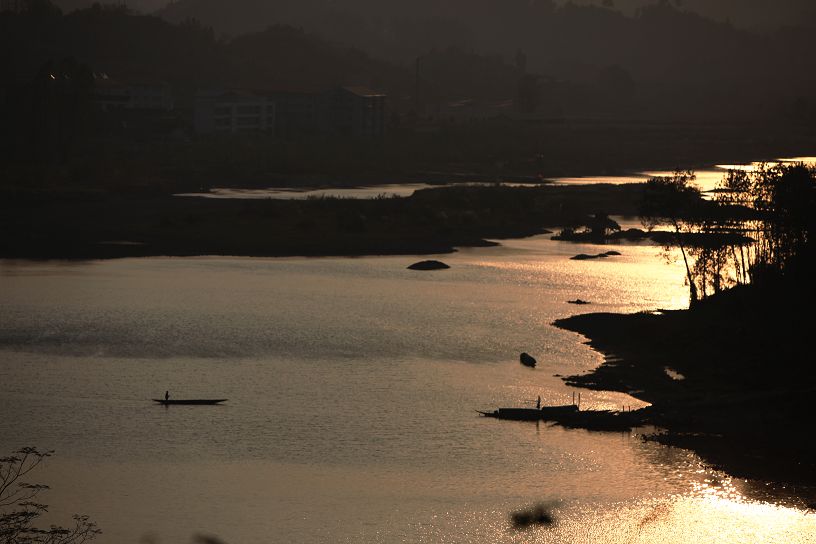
[
  {"left": 175, "top": 156, "right": 816, "bottom": 200},
  {"left": 1, "top": 235, "right": 814, "bottom": 543},
  {"left": 174, "top": 181, "right": 540, "bottom": 200}
]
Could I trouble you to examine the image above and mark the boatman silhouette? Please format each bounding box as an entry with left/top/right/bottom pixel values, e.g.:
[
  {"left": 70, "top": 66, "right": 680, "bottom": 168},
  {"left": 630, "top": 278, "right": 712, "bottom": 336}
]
[
  {"left": 165, "top": 391, "right": 170, "bottom": 401},
  {"left": 536, "top": 396, "right": 541, "bottom": 409}
]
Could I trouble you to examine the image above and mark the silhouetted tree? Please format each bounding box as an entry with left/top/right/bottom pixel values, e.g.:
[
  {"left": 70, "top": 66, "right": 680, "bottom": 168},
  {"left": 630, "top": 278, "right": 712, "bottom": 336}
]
[
  {"left": 714, "top": 168, "right": 755, "bottom": 285},
  {"left": 650, "top": 162, "right": 816, "bottom": 301},
  {"left": 716, "top": 162, "right": 816, "bottom": 284},
  {"left": 688, "top": 224, "right": 733, "bottom": 298},
  {"left": 640, "top": 171, "right": 703, "bottom": 305},
  {"left": 586, "top": 212, "right": 620, "bottom": 243},
  {"left": 0, "top": 447, "right": 100, "bottom": 544}
]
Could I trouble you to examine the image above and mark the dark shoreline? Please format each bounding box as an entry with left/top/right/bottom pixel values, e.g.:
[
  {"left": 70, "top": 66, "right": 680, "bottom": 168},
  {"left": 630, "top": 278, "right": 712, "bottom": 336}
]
[
  {"left": 553, "top": 284, "right": 816, "bottom": 501},
  {"left": 3, "top": 121, "right": 812, "bottom": 260},
  {"left": 0, "top": 183, "right": 645, "bottom": 261}
]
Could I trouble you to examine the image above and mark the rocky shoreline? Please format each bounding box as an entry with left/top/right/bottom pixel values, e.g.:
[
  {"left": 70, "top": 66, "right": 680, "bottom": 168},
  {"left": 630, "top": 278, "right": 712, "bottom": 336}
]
[{"left": 553, "top": 284, "right": 816, "bottom": 500}]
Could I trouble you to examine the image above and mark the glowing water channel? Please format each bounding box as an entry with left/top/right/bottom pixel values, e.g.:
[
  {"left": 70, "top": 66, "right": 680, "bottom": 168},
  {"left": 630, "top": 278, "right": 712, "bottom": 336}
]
[{"left": 176, "top": 157, "right": 815, "bottom": 201}]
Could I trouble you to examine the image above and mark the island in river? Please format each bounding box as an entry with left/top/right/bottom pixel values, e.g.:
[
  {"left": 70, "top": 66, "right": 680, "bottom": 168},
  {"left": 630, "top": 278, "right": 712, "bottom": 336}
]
[{"left": 0, "top": 183, "right": 648, "bottom": 259}]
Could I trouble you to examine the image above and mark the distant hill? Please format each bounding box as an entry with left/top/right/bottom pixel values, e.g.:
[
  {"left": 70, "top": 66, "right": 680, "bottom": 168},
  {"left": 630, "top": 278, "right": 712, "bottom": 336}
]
[
  {"left": 0, "top": 6, "right": 526, "bottom": 106},
  {"left": 154, "top": 0, "right": 816, "bottom": 39},
  {"left": 583, "top": 0, "right": 816, "bottom": 30},
  {"left": 5, "top": 2, "right": 816, "bottom": 121},
  {"left": 53, "top": 0, "right": 168, "bottom": 14},
  {"left": 49, "top": 0, "right": 816, "bottom": 32},
  {"left": 157, "top": 1, "right": 815, "bottom": 121}
]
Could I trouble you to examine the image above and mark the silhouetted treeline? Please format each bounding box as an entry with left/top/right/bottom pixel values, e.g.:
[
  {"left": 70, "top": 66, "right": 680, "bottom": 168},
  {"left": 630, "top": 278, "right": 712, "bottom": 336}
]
[
  {"left": 558, "top": 162, "right": 816, "bottom": 489},
  {"left": 607, "top": 0, "right": 816, "bottom": 30},
  {"left": 716, "top": 164, "right": 816, "bottom": 285},
  {"left": 640, "top": 163, "right": 816, "bottom": 305}
]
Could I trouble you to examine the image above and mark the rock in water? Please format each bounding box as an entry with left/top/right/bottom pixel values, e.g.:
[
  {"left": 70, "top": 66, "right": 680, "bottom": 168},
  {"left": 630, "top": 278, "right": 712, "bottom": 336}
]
[
  {"left": 571, "top": 251, "right": 621, "bottom": 260},
  {"left": 407, "top": 260, "right": 450, "bottom": 271},
  {"left": 520, "top": 352, "right": 537, "bottom": 367},
  {"left": 511, "top": 504, "right": 555, "bottom": 528}
]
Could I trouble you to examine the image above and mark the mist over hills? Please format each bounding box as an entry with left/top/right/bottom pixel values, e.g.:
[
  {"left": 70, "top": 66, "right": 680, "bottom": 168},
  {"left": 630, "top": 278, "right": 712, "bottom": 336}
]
[
  {"left": 6, "top": 1, "right": 816, "bottom": 122},
  {"left": 603, "top": 0, "right": 816, "bottom": 29},
  {"left": 51, "top": 0, "right": 816, "bottom": 34},
  {"left": 150, "top": 0, "right": 816, "bottom": 108},
  {"left": 154, "top": 0, "right": 816, "bottom": 47},
  {"left": 147, "top": 0, "right": 812, "bottom": 121},
  {"left": 55, "top": 0, "right": 166, "bottom": 13}
]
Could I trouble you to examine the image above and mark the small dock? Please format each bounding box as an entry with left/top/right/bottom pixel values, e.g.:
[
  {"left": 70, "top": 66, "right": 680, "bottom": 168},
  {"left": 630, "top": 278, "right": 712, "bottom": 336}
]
[{"left": 478, "top": 404, "right": 648, "bottom": 431}]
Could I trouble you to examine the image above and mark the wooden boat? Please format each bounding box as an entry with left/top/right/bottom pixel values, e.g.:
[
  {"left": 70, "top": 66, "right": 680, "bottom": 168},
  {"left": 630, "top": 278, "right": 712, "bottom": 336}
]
[
  {"left": 519, "top": 352, "right": 537, "bottom": 368},
  {"left": 478, "top": 404, "right": 579, "bottom": 421},
  {"left": 152, "top": 399, "right": 228, "bottom": 405}
]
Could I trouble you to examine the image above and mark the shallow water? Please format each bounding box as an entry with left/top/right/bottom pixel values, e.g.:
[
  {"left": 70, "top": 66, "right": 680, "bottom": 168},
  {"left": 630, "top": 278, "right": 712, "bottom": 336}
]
[
  {"left": 1, "top": 236, "right": 814, "bottom": 543},
  {"left": 174, "top": 156, "right": 816, "bottom": 201},
  {"left": 175, "top": 181, "right": 541, "bottom": 200},
  {"left": 550, "top": 155, "right": 815, "bottom": 192}
]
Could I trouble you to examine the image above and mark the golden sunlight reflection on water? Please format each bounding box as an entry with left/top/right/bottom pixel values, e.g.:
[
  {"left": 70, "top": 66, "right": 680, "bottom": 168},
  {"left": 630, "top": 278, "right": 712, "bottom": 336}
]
[
  {"left": 38, "top": 453, "right": 816, "bottom": 544},
  {"left": 2, "top": 234, "right": 814, "bottom": 543},
  {"left": 175, "top": 156, "right": 816, "bottom": 203},
  {"left": 717, "top": 157, "right": 816, "bottom": 173},
  {"left": 544, "top": 496, "right": 816, "bottom": 544},
  {"left": 558, "top": 156, "right": 815, "bottom": 195}
]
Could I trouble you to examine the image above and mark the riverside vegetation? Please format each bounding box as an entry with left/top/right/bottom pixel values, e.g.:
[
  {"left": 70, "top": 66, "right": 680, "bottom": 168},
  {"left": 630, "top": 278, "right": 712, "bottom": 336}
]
[
  {"left": 556, "top": 162, "right": 816, "bottom": 494},
  {"left": 0, "top": 448, "right": 100, "bottom": 544},
  {"left": 0, "top": 183, "right": 648, "bottom": 259}
]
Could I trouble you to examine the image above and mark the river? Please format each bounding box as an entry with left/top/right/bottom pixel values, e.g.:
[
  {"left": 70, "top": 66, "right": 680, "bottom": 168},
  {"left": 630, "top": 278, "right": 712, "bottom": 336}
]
[
  {"left": 2, "top": 231, "right": 814, "bottom": 543},
  {"left": 174, "top": 156, "right": 816, "bottom": 200}
]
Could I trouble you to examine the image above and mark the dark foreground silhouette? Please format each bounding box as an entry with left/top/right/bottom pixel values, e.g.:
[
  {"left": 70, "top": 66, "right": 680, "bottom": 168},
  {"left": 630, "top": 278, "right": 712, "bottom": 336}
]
[
  {"left": 0, "top": 447, "right": 100, "bottom": 543},
  {"left": 554, "top": 279, "right": 816, "bottom": 489}
]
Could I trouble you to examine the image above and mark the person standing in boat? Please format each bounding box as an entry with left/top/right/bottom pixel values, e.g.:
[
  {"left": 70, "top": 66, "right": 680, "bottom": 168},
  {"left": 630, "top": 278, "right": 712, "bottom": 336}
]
[
  {"left": 536, "top": 396, "right": 541, "bottom": 409},
  {"left": 165, "top": 391, "right": 170, "bottom": 401}
]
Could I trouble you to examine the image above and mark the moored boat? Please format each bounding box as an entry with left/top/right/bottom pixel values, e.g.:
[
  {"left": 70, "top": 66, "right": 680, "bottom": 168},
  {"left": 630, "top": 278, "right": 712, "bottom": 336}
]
[
  {"left": 478, "top": 404, "right": 579, "bottom": 421},
  {"left": 152, "top": 399, "right": 228, "bottom": 405},
  {"left": 520, "top": 352, "right": 537, "bottom": 368}
]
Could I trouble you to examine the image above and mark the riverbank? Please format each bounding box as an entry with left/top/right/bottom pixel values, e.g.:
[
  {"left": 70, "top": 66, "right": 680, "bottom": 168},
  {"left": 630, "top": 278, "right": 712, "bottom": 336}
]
[
  {"left": 553, "top": 281, "right": 816, "bottom": 494},
  {"left": 0, "top": 183, "right": 647, "bottom": 260}
]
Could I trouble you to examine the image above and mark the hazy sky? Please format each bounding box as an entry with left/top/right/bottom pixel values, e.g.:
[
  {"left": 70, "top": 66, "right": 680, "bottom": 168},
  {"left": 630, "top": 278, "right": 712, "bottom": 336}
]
[
  {"left": 52, "top": 0, "right": 814, "bottom": 30},
  {"left": 607, "top": 0, "right": 814, "bottom": 28}
]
